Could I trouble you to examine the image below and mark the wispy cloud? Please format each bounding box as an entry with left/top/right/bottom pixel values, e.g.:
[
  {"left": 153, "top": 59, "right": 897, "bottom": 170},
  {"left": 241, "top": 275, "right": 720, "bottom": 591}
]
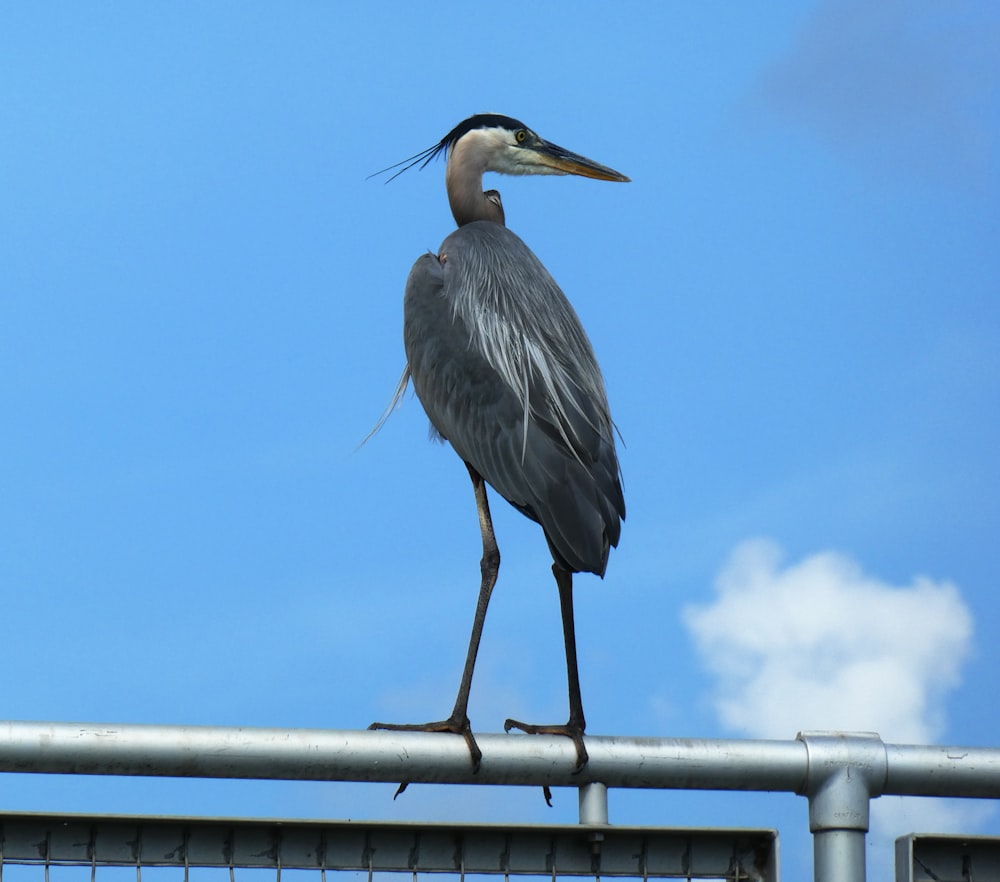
[
  {"left": 684, "top": 538, "right": 989, "bottom": 875},
  {"left": 751, "top": 0, "right": 1000, "bottom": 181}
]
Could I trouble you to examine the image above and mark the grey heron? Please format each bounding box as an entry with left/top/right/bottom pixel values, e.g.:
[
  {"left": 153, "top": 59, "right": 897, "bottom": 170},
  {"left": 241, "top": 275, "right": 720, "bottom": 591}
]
[{"left": 370, "top": 114, "right": 628, "bottom": 773}]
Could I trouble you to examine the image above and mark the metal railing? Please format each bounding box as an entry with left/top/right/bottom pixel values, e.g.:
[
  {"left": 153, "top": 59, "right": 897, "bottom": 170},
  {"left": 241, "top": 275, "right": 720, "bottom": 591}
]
[
  {"left": 0, "top": 814, "right": 777, "bottom": 882},
  {"left": 1, "top": 721, "right": 999, "bottom": 882}
]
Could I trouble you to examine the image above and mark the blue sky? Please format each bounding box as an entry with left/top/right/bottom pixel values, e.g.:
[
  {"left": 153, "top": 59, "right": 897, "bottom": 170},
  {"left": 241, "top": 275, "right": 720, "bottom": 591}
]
[{"left": 2, "top": 1, "right": 998, "bottom": 878}]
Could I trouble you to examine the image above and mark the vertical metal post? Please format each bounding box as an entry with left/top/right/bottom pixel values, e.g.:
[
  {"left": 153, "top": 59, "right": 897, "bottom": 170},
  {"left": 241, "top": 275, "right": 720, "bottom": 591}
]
[
  {"left": 798, "top": 732, "right": 887, "bottom": 882},
  {"left": 812, "top": 825, "right": 866, "bottom": 880},
  {"left": 578, "top": 782, "right": 609, "bottom": 825}
]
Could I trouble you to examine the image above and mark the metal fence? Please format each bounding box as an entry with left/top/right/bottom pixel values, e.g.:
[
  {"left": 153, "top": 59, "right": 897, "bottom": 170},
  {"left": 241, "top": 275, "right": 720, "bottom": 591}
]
[
  {"left": 1, "top": 721, "right": 999, "bottom": 882},
  {"left": 0, "top": 814, "right": 777, "bottom": 882}
]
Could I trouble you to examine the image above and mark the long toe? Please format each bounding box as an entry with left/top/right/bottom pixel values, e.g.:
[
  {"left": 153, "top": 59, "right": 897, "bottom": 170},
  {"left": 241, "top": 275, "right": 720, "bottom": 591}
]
[
  {"left": 369, "top": 716, "right": 483, "bottom": 772},
  {"left": 504, "top": 717, "right": 589, "bottom": 771}
]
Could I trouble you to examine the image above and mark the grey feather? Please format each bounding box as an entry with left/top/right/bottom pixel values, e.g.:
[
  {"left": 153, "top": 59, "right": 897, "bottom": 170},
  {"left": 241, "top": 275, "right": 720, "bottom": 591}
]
[{"left": 403, "top": 221, "right": 624, "bottom": 576}]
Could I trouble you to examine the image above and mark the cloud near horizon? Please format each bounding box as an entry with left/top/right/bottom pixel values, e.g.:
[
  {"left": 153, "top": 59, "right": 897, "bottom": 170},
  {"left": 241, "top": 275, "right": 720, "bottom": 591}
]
[
  {"left": 683, "top": 538, "right": 972, "bottom": 743},
  {"left": 684, "top": 538, "right": 987, "bottom": 874}
]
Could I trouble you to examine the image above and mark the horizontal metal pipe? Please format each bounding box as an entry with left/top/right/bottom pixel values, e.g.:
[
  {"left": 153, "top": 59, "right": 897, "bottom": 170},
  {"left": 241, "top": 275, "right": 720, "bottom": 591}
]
[
  {"left": 1, "top": 721, "right": 998, "bottom": 800},
  {"left": 0, "top": 721, "right": 806, "bottom": 790},
  {"left": 885, "top": 742, "right": 1000, "bottom": 797}
]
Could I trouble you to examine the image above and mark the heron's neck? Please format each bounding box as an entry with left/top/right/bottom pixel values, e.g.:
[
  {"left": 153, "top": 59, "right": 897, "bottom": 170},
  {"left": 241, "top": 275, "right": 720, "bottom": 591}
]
[{"left": 446, "top": 138, "right": 505, "bottom": 227}]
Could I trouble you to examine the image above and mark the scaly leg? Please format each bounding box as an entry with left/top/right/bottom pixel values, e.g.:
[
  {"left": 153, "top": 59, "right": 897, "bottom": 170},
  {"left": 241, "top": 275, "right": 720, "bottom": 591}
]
[
  {"left": 369, "top": 463, "right": 499, "bottom": 772},
  {"left": 505, "top": 564, "right": 589, "bottom": 771}
]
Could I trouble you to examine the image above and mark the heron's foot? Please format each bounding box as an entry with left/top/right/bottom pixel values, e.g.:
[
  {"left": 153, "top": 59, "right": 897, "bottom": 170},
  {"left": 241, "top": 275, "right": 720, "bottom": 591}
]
[
  {"left": 369, "top": 714, "right": 483, "bottom": 772},
  {"left": 504, "top": 717, "right": 589, "bottom": 772}
]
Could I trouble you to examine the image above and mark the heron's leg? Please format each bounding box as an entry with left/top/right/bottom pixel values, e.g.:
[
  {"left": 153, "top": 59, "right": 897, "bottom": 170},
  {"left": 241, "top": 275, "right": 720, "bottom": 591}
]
[
  {"left": 504, "top": 564, "right": 589, "bottom": 771},
  {"left": 369, "top": 463, "right": 499, "bottom": 773}
]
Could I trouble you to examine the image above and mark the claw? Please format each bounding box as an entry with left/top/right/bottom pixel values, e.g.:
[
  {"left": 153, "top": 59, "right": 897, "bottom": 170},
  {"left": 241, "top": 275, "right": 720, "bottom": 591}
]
[
  {"left": 504, "top": 717, "right": 589, "bottom": 771},
  {"left": 369, "top": 716, "right": 483, "bottom": 773}
]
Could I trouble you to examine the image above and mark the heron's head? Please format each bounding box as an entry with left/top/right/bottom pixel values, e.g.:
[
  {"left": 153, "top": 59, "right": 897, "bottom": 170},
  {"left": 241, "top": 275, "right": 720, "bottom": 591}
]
[
  {"left": 373, "top": 114, "right": 628, "bottom": 227},
  {"left": 439, "top": 114, "right": 630, "bottom": 182},
  {"left": 378, "top": 114, "right": 629, "bottom": 184}
]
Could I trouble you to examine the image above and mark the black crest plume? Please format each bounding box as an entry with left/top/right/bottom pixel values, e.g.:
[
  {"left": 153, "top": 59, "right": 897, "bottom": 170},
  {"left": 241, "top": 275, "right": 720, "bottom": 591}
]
[{"left": 369, "top": 114, "right": 531, "bottom": 183}]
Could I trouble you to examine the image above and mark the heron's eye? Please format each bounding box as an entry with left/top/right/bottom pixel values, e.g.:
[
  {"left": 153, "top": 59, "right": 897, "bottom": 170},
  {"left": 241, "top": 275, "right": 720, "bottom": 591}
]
[{"left": 514, "top": 129, "right": 527, "bottom": 143}]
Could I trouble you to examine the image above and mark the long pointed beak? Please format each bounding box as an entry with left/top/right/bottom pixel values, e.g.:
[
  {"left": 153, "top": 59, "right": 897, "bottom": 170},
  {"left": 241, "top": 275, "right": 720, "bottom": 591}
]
[{"left": 529, "top": 140, "right": 630, "bottom": 182}]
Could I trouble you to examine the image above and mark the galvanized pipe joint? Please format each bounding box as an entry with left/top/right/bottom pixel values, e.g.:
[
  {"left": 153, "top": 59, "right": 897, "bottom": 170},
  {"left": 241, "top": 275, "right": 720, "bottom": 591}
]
[{"left": 798, "top": 732, "right": 889, "bottom": 882}]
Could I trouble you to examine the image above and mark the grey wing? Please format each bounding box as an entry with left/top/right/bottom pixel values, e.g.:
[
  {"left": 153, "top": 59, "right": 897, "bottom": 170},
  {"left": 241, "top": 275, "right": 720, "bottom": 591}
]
[{"left": 402, "top": 238, "right": 623, "bottom": 577}]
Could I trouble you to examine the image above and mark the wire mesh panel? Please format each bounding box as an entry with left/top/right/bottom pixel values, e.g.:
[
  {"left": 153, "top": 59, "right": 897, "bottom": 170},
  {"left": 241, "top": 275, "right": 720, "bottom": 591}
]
[
  {"left": 0, "top": 814, "right": 777, "bottom": 882},
  {"left": 894, "top": 833, "right": 1000, "bottom": 882}
]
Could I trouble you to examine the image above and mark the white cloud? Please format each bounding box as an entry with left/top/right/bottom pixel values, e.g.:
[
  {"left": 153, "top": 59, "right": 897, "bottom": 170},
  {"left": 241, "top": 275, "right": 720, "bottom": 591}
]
[
  {"left": 684, "top": 538, "right": 989, "bottom": 876},
  {"left": 683, "top": 538, "right": 971, "bottom": 743}
]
